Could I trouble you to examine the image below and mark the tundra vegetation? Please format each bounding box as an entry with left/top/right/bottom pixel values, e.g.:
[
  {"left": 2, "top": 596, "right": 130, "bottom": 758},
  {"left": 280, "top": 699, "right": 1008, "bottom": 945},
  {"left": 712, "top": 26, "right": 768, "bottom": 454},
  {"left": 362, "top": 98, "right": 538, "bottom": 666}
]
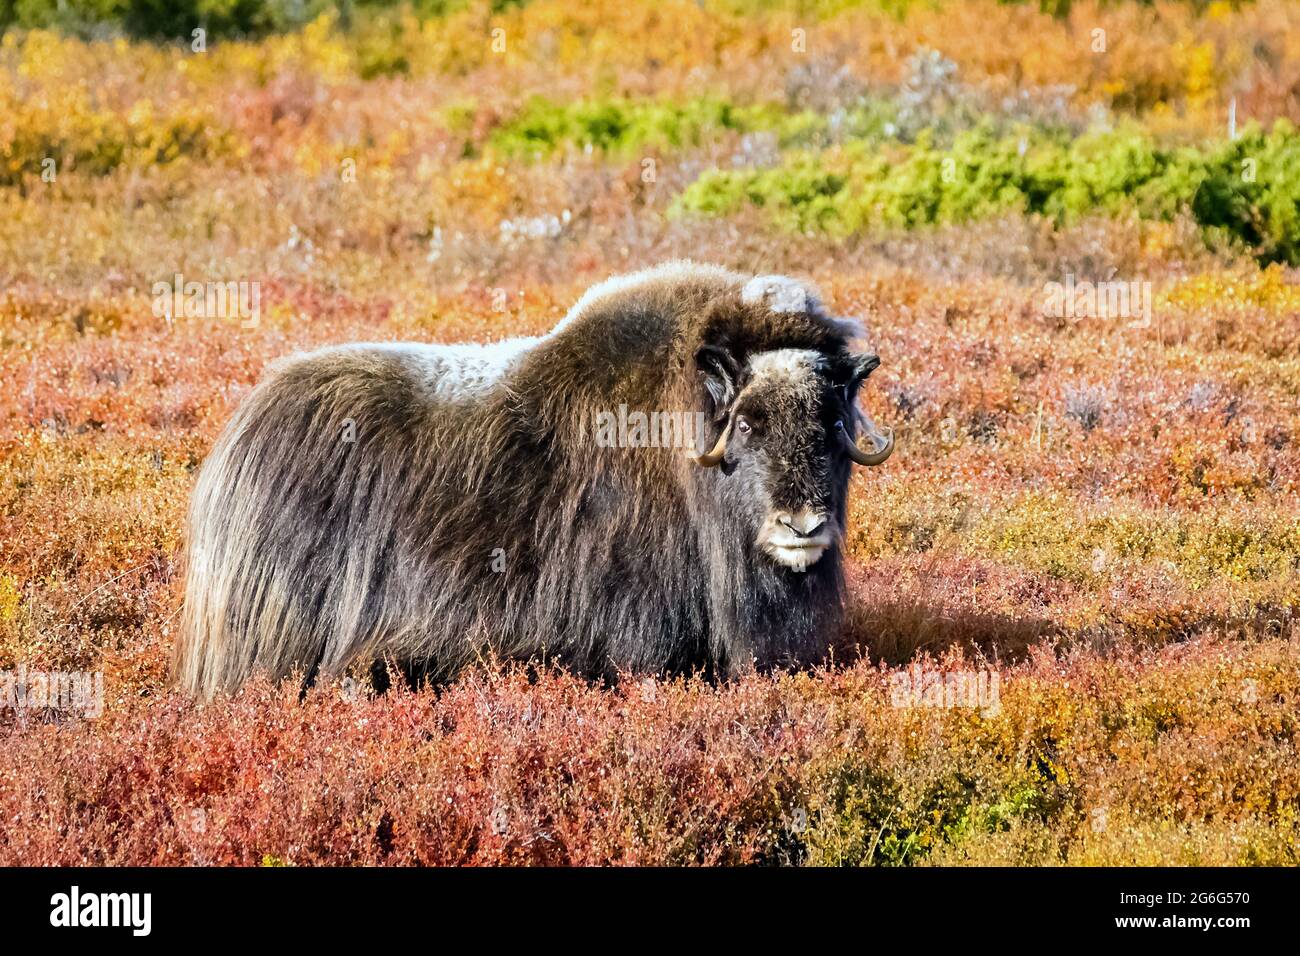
[{"left": 1, "top": 0, "right": 1299, "bottom": 865}]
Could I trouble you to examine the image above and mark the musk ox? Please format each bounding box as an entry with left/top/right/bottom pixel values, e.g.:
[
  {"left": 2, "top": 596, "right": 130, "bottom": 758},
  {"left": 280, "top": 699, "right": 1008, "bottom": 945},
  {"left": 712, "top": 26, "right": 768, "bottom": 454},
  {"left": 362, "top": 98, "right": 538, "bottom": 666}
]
[{"left": 175, "top": 262, "right": 894, "bottom": 699}]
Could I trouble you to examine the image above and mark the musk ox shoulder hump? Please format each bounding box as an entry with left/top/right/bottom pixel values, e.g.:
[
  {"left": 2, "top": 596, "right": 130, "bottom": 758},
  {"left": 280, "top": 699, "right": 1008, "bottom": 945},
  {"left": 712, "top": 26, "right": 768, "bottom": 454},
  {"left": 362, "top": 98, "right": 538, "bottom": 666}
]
[
  {"left": 550, "top": 260, "right": 865, "bottom": 342},
  {"left": 550, "top": 260, "right": 743, "bottom": 334}
]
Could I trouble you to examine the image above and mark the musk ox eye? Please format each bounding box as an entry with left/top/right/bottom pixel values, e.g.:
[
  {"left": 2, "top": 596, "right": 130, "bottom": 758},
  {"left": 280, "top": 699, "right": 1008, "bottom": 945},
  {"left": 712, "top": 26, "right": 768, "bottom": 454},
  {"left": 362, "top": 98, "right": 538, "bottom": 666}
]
[{"left": 735, "top": 417, "right": 752, "bottom": 435}]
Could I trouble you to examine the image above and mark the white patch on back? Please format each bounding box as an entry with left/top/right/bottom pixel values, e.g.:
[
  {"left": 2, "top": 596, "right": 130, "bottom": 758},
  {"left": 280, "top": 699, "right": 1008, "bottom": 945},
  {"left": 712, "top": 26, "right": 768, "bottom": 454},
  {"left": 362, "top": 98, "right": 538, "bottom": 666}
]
[
  {"left": 742, "top": 275, "right": 819, "bottom": 315},
  {"left": 742, "top": 274, "right": 869, "bottom": 342},
  {"left": 344, "top": 339, "right": 542, "bottom": 401}
]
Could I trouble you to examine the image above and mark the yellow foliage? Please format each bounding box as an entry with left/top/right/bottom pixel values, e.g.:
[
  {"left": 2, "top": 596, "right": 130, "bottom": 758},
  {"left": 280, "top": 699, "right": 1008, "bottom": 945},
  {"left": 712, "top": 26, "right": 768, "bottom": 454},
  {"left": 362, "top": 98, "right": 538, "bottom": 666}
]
[{"left": 0, "top": 574, "right": 20, "bottom": 622}]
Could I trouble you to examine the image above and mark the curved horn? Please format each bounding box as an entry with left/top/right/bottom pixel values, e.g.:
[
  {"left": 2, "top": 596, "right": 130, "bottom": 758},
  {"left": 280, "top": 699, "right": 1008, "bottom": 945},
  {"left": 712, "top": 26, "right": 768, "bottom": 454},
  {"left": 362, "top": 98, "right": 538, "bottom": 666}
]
[
  {"left": 694, "top": 420, "right": 731, "bottom": 467},
  {"left": 838, "top": 416, "right": 895, "bottom": 467}
]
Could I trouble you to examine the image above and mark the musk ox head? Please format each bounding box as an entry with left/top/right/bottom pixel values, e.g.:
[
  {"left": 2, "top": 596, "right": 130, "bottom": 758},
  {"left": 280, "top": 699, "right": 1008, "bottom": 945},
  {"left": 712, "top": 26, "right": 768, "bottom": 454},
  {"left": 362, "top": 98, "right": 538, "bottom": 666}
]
[{"left": 690, "top": 275, "right": 894, "bottom": 572}]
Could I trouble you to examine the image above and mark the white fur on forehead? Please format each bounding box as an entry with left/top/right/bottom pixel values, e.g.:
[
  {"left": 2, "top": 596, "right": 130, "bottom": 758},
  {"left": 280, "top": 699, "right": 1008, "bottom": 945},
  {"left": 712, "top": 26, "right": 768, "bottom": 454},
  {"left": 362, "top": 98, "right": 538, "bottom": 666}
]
[
  {"left": 742, "top": 274, "right": 865, "bottom": 339},
  {"left": 747, "top": 348, "right": 826, "bottom": 383}
]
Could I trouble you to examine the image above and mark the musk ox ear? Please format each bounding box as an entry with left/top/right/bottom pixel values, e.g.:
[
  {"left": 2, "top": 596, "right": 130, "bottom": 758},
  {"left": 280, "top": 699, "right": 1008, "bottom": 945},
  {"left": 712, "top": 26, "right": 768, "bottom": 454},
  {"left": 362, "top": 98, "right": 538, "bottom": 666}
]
[
  {"left": 851, "top": 352, "right": 881, "bottom": 383},
  {"left": 695, "top": 344, "right": 739, "bottom": 420},
  {"left": 836, "top": 351, "right": 881, "bottom": 402}
]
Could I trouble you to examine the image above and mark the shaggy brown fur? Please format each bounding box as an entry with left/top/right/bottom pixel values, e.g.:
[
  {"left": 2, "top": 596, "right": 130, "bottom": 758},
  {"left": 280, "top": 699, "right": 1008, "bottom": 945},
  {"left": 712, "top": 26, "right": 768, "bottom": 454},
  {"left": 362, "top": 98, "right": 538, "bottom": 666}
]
[{"left": 175, "top": 262, "right": 887, "bottom": 699}]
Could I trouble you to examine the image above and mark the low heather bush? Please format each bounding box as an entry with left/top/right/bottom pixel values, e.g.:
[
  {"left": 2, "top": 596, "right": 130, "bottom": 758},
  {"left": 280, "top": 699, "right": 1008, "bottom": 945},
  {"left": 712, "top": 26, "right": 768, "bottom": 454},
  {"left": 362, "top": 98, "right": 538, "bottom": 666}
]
[{"left": 1, "top": 640, "right": 1296, "bottom": 866}]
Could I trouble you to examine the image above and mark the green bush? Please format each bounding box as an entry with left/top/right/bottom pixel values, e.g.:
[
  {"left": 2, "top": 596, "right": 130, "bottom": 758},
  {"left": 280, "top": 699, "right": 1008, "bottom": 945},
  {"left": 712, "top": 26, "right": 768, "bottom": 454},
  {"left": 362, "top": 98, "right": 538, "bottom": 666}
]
[
  {"left": 487, "top": 96, "right": 830, "bottom": 159},
  {"left": 673, "top": 121, "right": 1300, "bottom": 263}
]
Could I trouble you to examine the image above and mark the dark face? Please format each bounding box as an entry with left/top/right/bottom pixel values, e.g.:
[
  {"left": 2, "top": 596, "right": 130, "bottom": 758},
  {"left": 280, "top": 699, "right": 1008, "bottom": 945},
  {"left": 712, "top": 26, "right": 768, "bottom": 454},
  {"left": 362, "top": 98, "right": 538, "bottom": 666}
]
[{"left": 696, "top": 346, "right": 882, "bottom": 571}]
